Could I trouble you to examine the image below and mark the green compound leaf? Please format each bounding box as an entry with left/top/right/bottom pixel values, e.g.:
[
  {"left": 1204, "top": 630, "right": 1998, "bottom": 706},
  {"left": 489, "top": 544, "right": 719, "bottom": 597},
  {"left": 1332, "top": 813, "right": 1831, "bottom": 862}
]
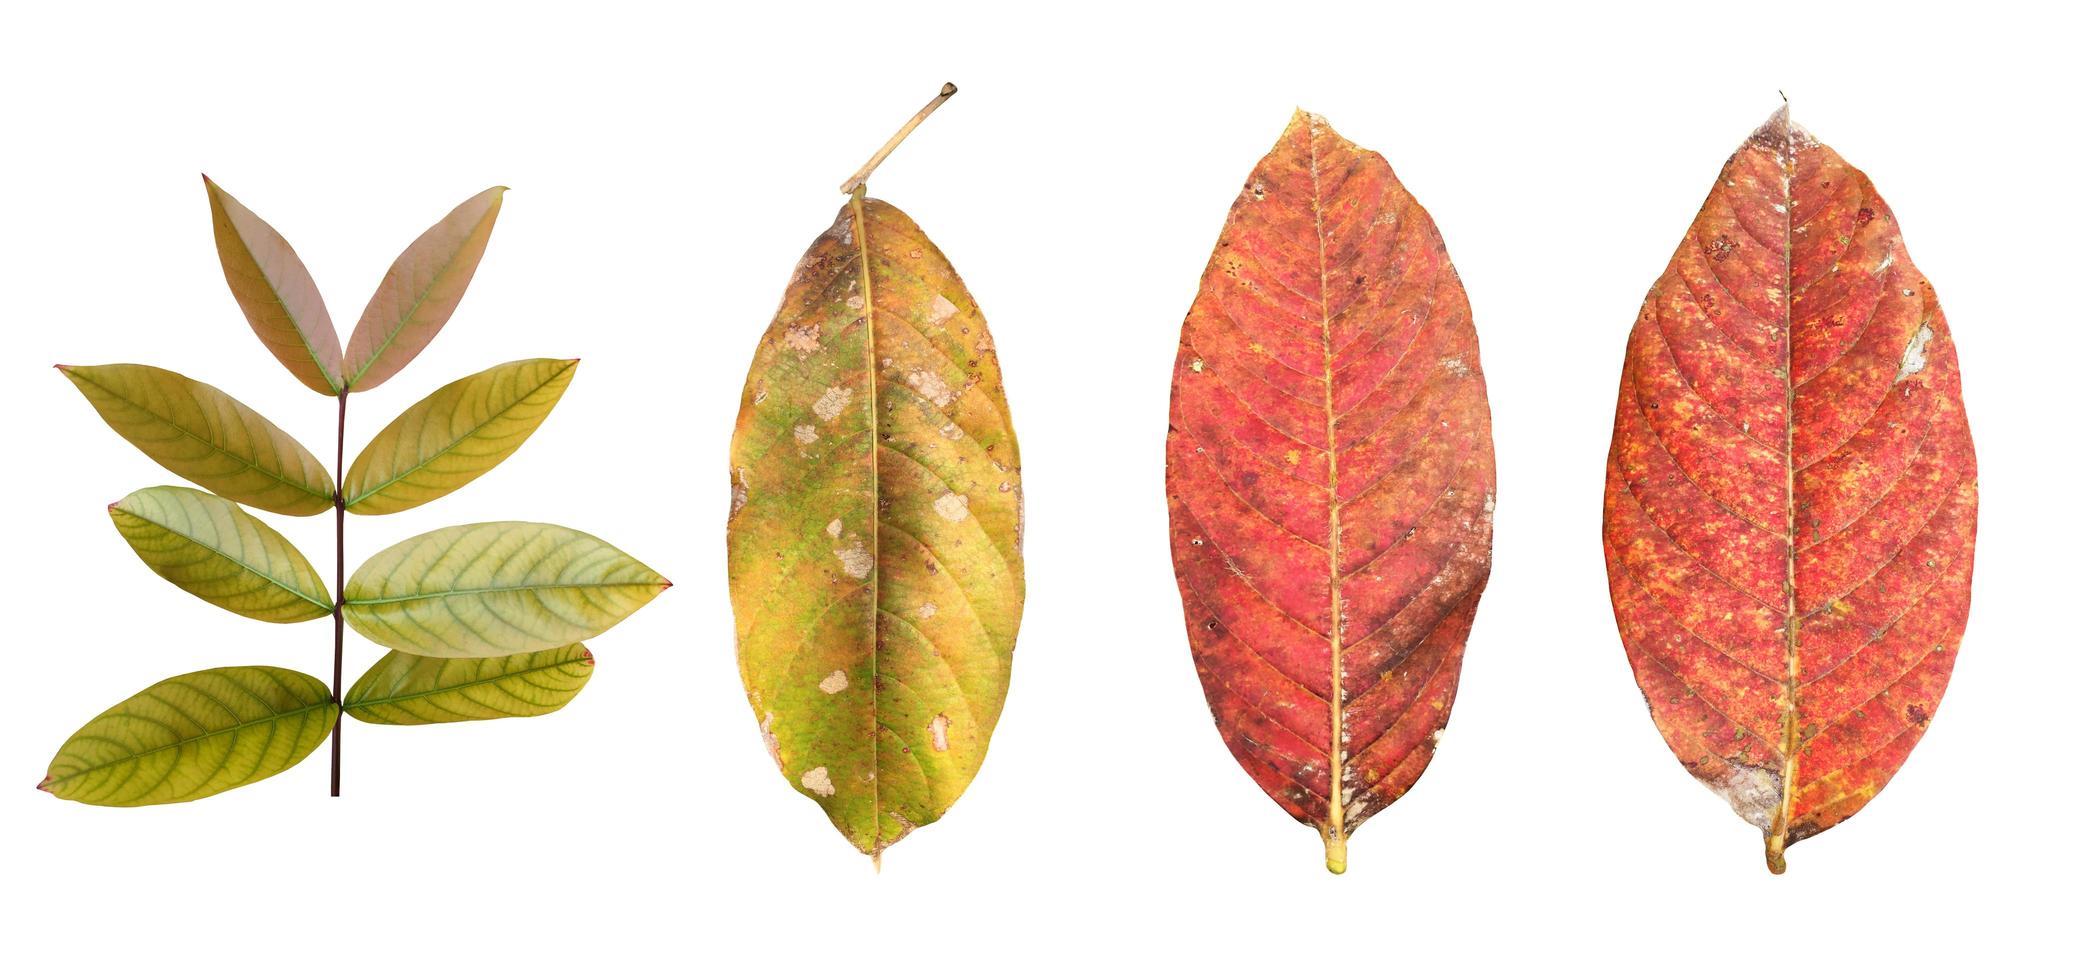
[
  {"left": 40, "top": 666, "right": 337, "bottom": 806},
  {"left": 204, "top": 177, "right": 344, "bottom": 395},
  {"left": 345, "top": 644, "right": 594, "bottom": 725},
  {"left": 60, "top": 363, "right": 336, "bottom": 516},
  {"left": 343, "top": 522, "right": 668, "bottom": 659},
  {"left": 344, "top": 186, "right": 506, "bottom": 392},
  {"left": 110, "top": 487, "right": 332, "bottom": 623},
  {"left": 343, "top": 358, "right": 577, "bottom": 515}
]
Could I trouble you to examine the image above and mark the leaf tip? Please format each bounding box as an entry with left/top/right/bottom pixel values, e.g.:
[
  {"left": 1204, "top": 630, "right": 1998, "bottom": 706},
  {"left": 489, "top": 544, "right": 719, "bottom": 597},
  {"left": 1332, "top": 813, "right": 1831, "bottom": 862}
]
[
  {"left": 579, "top": 646, "right": 595, "bottom": 667},
  {"left": 1748, "top": 103, "right": 1815, "bottom": 153},
  {"left": 36, "top": 775, "right": 52, "bottom": 793},
  {"left": 1764, "top": 835, "right": 1788, "bottom": 875},
  {"left": 939, "top": 81, "right": 957, "bottom": 97},
  {"left": 53, "top": 363, "right": 71, "bottom": 372}
]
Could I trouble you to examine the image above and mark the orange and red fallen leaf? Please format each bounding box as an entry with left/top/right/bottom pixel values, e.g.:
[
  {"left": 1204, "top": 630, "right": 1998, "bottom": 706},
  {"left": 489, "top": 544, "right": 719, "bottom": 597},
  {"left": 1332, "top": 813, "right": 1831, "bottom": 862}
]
[
  {"left": 1165, "top": 111, "right": 1494, "bottom": 871},
  {"left": 1602, "top": 107, "right": 1975, "bottom": 872}
]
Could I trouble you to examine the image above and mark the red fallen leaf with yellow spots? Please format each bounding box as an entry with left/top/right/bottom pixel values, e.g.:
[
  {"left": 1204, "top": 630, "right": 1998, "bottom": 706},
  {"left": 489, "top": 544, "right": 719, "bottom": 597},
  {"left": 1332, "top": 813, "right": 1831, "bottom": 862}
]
[
  {"left": 1165, "top": 111, "right": 1495, "bottom": 873},
  {"left": 1602, "top": 106, "right": 1977, "bottom": 873}
]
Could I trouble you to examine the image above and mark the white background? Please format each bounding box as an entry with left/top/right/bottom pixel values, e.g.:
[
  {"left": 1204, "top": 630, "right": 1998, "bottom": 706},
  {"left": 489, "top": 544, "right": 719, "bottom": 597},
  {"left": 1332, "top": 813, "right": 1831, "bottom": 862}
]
[{"left": 1, "top": 1, "right": 2084, "bottom": 976}]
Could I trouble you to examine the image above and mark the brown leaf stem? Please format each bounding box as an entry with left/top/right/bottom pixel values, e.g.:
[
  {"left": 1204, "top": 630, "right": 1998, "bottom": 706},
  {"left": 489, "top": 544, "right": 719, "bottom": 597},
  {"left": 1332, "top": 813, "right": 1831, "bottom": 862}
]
[
  {"left": 330, "top": 389, "right": 347, "bottom": 797},
  {"left": 837, "top": 82, "right": 956, "bottom": 194}
]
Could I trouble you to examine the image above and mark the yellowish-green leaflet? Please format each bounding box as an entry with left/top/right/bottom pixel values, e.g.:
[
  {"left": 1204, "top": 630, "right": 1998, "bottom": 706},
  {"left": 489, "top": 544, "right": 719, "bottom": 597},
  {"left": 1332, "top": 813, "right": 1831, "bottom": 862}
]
[
  {"left": 41, "top": 665, "right": 337, "bottom": 806},
  {"left": 61, "top": 363, "right": 336, "bottom": 515},
  {"left": 343, "top": 358, "right": 577, "bottom": 515},
  {"left": 344, "top": 522, "right": 669, "bottom": 659},
  {"left": 110, "top": 486, "right": 332, "bottom": 622},
  {"left": 345, "top": 645, "right": 594, "bottom": 724}
]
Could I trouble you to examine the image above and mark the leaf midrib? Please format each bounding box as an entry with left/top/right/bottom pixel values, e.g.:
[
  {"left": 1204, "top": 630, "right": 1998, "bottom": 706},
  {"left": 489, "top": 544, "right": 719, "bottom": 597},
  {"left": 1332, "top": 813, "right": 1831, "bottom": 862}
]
[
  {"left": 1306, "top": 118, "right": 1348, "bottom": 849},
  {"left": 1773, "top": 113, "right": 1803, "bottom": 864},
  {"left": 343, "top": 581, "right": 658, "bottom": 605},
  {"left": 851, "top": 190, "right": 885, "bottom": 854}
]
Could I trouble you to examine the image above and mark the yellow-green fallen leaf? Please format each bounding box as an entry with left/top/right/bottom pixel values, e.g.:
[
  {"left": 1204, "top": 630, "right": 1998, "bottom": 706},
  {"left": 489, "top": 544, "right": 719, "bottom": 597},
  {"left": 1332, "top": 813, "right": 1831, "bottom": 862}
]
[
  {"left": 343, "top": 186, "right": 506, "bottom": 391},
  {"left": 343, "top": 358, "right": 577, "bottom": 515},
  {"left": 727, "top": 86, "right": 1023, "bottom": 860},
  {"left": 345, "top": 644, "right": 594, "bottom": 724},
  {"left": 41, "top": 666, "right": 337, "bottom": 806},
  {"left": 60, "top": 363, "right": 336, "bottom": 516},
  {"left": 204, "top": 177, "right": 343, "bottom": 395},
  {"left": 110, "top": 487, "right": 332, "bottom": 623},
  {"left": 344, "top": 522, "right": 668, "bottom": 659}
]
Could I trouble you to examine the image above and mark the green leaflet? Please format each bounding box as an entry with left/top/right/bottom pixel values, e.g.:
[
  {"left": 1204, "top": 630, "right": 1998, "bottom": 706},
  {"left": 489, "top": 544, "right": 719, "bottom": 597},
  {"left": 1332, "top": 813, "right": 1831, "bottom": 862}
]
[
  {"left": 60, "top": 363, "right": 336, "bottom": 516},
  {"left": 204, "top": 177, "right": 344, "bottom": 395},
  {"left": 343, "top": 186, "right": 506, "bottom": 391},
  {"left": 110, "top": 487, "right": 332, "bottom": 622},
  {"left": 727, "top": 195, "right": 1024, "bottom": 858},
  {"left": 345, "top": 644, "right": 594, "bottom": 724},
  {"left": 343, "top": 358, "right": 577, "bottom": 515},
  {"left": 343, "top": 522, "right": 668, "bottom": 659},
  {"left": 41, "top": 666, "right": 337, "bottom": 806}
]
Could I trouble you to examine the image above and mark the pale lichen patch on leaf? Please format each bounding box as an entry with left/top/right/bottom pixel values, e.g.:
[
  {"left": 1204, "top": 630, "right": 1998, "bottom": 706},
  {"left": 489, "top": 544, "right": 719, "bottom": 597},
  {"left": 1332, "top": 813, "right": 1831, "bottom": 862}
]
[
  {"left": 834, "top": 542, "right": 873, "bottom": 580},
  {"left": 916, "top": 601, "right": 937, "bottom": 619},
  {"left": 760, "top": 711, "right": 782, "bottom": 770},
  {"left": 825, "top": 518, "right": 842, "bottom": 538},
  {"left": 1896, "top": 323, "right": 1935, "bottom": 382},
  {"left": 819, "top": 670, "right": 849, "bottom": 694},
  {"left": 801, "top": 766, "right": 836, "bottom": 797},
  {"left": 928, "top": 713, "right": 951, "bottom": 752},
  {"left": 783, "top": 323, "right": 822, "bottom": 354},
  {"left": 933, "top": 492, "right": 970, "bottom": 522},
  {"left": 928, "top": 294, "right": 959, "bottom": 325},
  {"left": 812, "top": 386, "right": 852, "bottom": 422},
  {"left": 729, "top": 468, "right": 750, "bottom": 519},
  {"left": 794, "top": 424, "right": 819, "bottom": 445},
  {"left": 1708, "top": 762, "right": 1783, "bottom": 832},
  {"left": 906, "top": 368, "right": 955, "bottom": 407}
]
